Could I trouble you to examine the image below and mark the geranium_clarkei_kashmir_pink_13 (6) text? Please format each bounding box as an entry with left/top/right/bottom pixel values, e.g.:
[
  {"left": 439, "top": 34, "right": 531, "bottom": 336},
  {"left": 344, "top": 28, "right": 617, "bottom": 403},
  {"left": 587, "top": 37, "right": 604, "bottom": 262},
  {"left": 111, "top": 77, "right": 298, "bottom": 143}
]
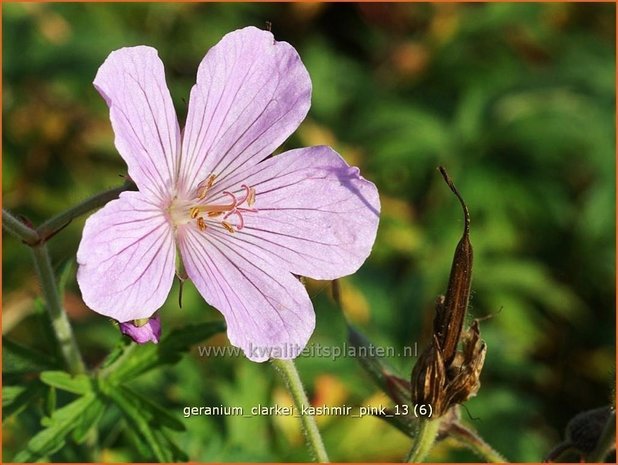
[{"left": 76, "top": 26, "right": 380, "bottom": 362}]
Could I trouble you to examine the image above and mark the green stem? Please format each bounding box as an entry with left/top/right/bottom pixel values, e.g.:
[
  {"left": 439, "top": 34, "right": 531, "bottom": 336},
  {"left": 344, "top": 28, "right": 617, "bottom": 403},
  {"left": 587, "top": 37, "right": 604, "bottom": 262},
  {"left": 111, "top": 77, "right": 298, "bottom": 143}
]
[
  {"left": 271, "top": 359, "right": 330, "bottom": 463},
  {"left": 405, "top": 418, "right": 441, "bottom": 462},
  {"left": 37, "top": 180, "right": 136, "bottom": 240},
  {"left": 31, "top": 244, "right": 86, "bottom": 374},
  {"left": 4, "top": 183, "right": 134, "bottom": 371},
  {"left": 449, "top": 422, "right": 507, "bottom": 462},
  {"left": 458, "top": 435, "right": 506, "bottom": 463},
  {"left": 587, "top": 410, "right": 616, "bottom": 462},
  {"left": 2, "top": 209, "right": 39, "bottom": 244}
]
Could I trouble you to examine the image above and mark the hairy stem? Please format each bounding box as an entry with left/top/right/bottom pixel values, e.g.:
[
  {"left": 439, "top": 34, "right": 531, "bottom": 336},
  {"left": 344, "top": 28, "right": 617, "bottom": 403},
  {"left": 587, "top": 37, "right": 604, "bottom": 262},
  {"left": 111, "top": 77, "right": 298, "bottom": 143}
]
[
  {"left": 271, "top": 359, "right": 330, "bottom": 462},
  {"left": 31, "top": 244, "right": 86, "bottom": 374},
  {"left": 459, "top": 434, "right": 507, "bottom": 462},
  {"left": 449, "top": 422, "right": 507, "bottom": 462},
  {"left": 2, "top": 209, "right": 39, "bottom": 244},
  {"left": 37, "top": 180, "right": 136, "bottom": 240},
  {"left": 405, "top": 418, "right": 441, "bottom": 462},
  {"left": 4, "top": 183, "right": 134, "bottom": 371}
]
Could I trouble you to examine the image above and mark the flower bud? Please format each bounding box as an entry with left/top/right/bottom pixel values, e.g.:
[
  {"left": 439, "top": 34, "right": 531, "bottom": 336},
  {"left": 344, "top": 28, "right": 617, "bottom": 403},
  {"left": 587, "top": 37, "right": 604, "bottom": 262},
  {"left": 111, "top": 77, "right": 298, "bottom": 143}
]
[{"left": 119, "top": 316, "right": 161, "bottom": 344}]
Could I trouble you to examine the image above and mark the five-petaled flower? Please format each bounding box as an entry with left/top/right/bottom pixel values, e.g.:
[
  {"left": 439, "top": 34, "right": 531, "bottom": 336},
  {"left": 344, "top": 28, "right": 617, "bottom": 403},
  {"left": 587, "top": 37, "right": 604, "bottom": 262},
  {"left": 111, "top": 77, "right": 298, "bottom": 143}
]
[{"left": 77, "top": 27, "right": 380, "bottom": 361}]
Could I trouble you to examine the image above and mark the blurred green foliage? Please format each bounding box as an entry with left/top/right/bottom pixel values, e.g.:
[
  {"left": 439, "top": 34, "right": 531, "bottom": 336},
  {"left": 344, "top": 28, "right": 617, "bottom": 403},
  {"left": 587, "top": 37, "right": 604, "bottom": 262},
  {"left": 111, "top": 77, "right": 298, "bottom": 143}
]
[{"left": 3, "top": 3, "right": 615, "bottom": 462}]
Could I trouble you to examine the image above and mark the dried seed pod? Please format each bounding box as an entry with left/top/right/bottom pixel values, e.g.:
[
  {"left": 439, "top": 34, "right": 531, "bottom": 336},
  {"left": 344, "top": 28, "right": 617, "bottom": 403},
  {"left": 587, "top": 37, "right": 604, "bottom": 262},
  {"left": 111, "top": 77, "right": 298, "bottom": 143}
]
[
  {"left": 436, "top": 166, "right": 473, "bottom": 366},
  {"left": 444, "top": 320, "right": 487, "bottom": 407},
  {"left": 411, "top": 335, "right": 447, "bottom": 415},
  {"left": 411, "top": 167, "right": 486, "bottom": 419}
]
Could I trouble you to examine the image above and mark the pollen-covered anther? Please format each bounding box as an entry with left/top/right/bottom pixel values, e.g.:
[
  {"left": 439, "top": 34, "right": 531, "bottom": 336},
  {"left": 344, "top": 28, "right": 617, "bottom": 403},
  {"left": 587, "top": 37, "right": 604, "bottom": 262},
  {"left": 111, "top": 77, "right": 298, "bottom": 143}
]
[
  {"left": 196, "top": 174, "right": 218, "bottom": 200},
  {"left": 222, "top": 221, "right": 235, "bottom": 233},
  {"left": 243, "top": 185, "right": 256, "bottom": 207},
  {"left": 197, "top": 217, "right": 207, "bottom": 231}
]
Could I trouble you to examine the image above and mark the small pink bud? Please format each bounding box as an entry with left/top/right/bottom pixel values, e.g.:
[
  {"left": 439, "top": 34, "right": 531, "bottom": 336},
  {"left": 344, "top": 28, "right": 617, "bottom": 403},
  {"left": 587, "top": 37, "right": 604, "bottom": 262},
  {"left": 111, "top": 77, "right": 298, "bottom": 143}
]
[{"left": 119, "top": 316, "right": 161, "bottom": 344}]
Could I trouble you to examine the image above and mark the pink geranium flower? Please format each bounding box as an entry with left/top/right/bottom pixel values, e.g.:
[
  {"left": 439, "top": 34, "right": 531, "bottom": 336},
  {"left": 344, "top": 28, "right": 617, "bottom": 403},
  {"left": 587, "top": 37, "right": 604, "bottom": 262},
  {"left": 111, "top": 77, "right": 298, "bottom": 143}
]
[{"left": 77, "top": 27, "right": 380, "bottom": 361}]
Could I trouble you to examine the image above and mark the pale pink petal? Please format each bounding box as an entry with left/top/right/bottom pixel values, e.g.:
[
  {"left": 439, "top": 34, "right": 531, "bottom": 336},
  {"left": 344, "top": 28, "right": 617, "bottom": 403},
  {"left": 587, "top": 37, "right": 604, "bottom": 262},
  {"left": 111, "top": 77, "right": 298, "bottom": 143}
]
[
  {"left": 76, "top": 192, "right": 176, "bottom": 322},
  {"left": 179, "top": 26, "right": 311, "bottom": 195},
  {"left": 206, "top": 146, "right": 380, "bottom": 280},
  {"left": 177, "top": 225, "right": 315, "bottom": 362},
  {"left": 94, "top": 46, "right": 181, "bottom": 202}
]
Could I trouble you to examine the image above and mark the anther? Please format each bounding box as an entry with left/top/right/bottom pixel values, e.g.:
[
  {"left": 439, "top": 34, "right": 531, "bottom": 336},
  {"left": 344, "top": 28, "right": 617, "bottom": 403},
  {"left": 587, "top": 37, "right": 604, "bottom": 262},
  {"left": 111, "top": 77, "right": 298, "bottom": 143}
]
[
  {"left": 197, "top": 217, "right": 207, "bottom": 231},
  {"left": 242, "top": 185, "right": 256, "bottom": 207},
  {"left": 190, "top": 207, "right": 200, "bottom": 219},
  {"left": 197, "top": 186, "right": 208, "bottom": 200},
  {"left": 196, "top": 174, "right": 218, "bottom": 200},
  {"left": 222, "top": 221, "right": 235, "bottom": 234}
]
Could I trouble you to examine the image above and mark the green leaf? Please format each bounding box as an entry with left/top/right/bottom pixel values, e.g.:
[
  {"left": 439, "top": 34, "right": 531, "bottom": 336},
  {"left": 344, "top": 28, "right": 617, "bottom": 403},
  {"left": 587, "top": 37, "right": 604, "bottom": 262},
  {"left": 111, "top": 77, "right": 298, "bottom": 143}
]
[
  {"left": 3, "top": 385, "right": 27, "bottom": 407},
  {"left": 103, "top": 384, "right": 188, "bottom": 461},
  {"left": 99, "top": 340, "right": 129, "bottom": 369},
  {"left": 2, "top": 383, "right": 45, "bottom": 419},
  {"left": 152, "top": 427, "right": 189, "bottom": 462},
  {"left": 72, "top": 395, "right": 106, "bottom": 443},
  {"left": 13, "top": 393, "right": 97, "bottom": 462},
  {"left": 120, "top": 385, "right": 185, "bottom": 432},
  {"left": 123, "top": 418, "right": 156, "bottom": 459},
  {"left": 122, "top": 416, "right": 189, "bottom": 463},
  {"left": 45, "top": 386, "right": 57, "bottom": 417},
  {"left": 106, "top": 321, "right": 226, "bottom": 383},
  {"left": 40, "top": 371, "right": 92, "bottom": 395},
  {"left": 106, "top": 387, "right": 174, "bottom": 462},
  {"left": 217, "top": 362, "right": 273, "bottom": 456},
  {"left": 3, "top": 337, "right": 58, "bottom": 374}
]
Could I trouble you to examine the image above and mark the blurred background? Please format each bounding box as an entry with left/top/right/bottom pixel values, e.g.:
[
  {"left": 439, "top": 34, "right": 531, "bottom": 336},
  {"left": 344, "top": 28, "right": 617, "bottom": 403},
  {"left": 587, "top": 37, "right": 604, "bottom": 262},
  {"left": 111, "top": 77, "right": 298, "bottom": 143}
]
[{"left": 3, "top": 3, "right": 615, "bottom": 462}]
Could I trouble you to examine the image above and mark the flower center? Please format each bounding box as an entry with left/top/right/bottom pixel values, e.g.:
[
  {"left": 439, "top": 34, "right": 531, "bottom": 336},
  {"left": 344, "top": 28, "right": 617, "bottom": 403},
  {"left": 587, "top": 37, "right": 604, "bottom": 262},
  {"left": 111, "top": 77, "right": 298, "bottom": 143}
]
[{"left": 169, "top": 174, "right": 257, "bottom": 234}]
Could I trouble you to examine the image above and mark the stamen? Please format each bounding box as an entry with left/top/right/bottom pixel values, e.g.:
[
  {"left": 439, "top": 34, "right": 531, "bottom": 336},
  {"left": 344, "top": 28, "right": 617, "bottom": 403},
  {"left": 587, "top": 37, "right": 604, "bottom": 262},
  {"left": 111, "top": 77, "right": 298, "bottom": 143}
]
[
  {"left": 235, "top": 211, "right": 245, "bottom": 230},
  {"left": 238, "top": 184, "right": 256, "bottom": 207},
  {"left": 238, "top": 185, "right": 249, "bottom": 204},
  {"left": 196, "top": 174, "right": 218, "bottom": 200},
  {"left": 222, "top": 221, "right": 235, "bottom": 233},
  {"left": 246, "top": 187, "right": 256, "bottom": 207},
  {"left": 188, "top": 182, "right": 258, "bottom": 235},
  {"left": 222, "top": 191, "right": 239, "bottom": 209},
  {"left": 191, "top": 197, "right": 237, "bottom": 216},
  {"left": 196, "top": 186, "right": 208, "bottom": 200},
  {"left": 224, "top": 210, "right": 245, "bottom": 230}
]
